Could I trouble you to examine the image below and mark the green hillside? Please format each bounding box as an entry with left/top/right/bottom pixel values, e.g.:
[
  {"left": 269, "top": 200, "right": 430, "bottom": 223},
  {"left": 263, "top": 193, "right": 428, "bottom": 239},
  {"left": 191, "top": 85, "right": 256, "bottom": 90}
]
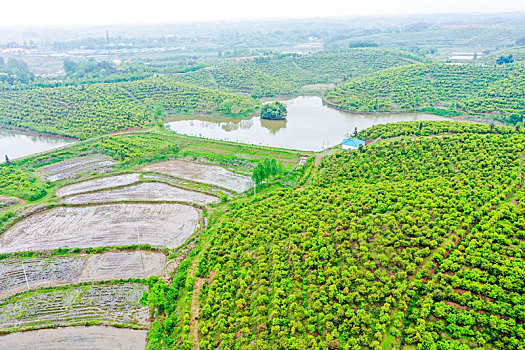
[
  {"left": 0, "top": 77, "right": 257, "bottom": 139},
  {"left": 174, "top": 49, "right": 425, "bottom": 97},
  {"left": 144, "top": 122, "right": 525, "bottom": 349},
  {"left": 325, "top": 63, "right": 525, "bottom": 123}
]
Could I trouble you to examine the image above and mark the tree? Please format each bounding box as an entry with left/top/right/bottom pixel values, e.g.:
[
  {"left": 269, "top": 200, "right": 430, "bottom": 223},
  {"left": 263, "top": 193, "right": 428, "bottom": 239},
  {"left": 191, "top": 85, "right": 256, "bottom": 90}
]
[
  {"left": 252, "top": 158, "right": 282, "bottom": 185},
  {"left": 260, "top": 102, "right": 287, "bottom": 120},
  {"left": 63, "top": 59, "right": 78, "bottom": 75},
  {"left": 496, "top": 54, "right": 514, "bottom": 65}
]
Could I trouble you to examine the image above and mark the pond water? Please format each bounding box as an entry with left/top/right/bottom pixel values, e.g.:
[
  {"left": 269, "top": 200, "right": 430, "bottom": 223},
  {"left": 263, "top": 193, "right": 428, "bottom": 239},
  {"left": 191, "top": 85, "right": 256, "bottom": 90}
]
[
  {"left": 0, "top": 129, "right": 72, "bottom": 163},
  {"left": 166, "top": 96, "right": 452, "bottom": 151}
]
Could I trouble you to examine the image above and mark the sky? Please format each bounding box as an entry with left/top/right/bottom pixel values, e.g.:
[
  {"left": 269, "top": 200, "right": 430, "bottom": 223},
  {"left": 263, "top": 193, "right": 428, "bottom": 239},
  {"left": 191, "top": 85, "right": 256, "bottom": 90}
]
[{"left": 3, "top": 0, "right": 525, "bottom": 26}]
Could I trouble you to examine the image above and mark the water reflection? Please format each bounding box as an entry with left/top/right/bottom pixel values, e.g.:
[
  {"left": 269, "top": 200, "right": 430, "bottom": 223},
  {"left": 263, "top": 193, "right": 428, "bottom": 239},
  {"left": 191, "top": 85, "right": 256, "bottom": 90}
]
[
  {"left": 0, "top": 129, "right": 73, "bottom": 162},
  {"left": 260, "top": 119, "right": 287, "bottom": 135},
  {"left": 166, "top": 96, "right": 461, "bottom": 151}
]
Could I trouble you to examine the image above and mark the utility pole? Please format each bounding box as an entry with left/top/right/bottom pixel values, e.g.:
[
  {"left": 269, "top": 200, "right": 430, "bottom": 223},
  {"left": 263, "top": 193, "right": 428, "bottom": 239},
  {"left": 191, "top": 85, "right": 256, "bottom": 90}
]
[
  {"left": 137, "top": 228, "right": 145, "bottom": 272},
  {"left": 106, "top": 30, "right": 111, "bottom": 61},
  {"left": 22, "top": 263, "right": 30, "bottom": 291}
]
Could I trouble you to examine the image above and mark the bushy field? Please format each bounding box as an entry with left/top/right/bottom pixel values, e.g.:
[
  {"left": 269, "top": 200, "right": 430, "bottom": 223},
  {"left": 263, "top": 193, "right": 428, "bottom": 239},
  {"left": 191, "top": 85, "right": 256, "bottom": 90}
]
[
  {"left": 357, "top": 120, "right": 516, "bottom": 139},
  {"left": 0, "top": 77, "right": 257, "bottom": 139},
  {"left": 325, "top": 63, "right": 525, "bottom": 123},
  {"left": 175, "top": 49, "right": 423, "bottom": 96},
  {"left": 478, "top": 47, "right": 525, "bottom": 65},
  {"left": 407, "top": 188, "right": 525, "bottom": 349},
  {"left": 143, "top": 122, "right": 525, "bottom": 349}
]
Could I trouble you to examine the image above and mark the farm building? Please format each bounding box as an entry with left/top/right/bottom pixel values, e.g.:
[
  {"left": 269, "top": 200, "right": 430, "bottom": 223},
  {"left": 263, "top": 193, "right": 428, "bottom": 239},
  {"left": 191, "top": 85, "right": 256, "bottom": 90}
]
[{"left": 342, "top": 138, "right": 366, "bottom": 150}]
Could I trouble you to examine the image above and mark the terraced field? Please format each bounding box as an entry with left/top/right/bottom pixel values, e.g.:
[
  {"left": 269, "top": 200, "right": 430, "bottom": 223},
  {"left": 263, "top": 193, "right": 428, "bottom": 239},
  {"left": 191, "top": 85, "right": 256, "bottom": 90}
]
[
  {"left": 61, "top": 182, "right": 218, "bottom": 205},
  {"left": 0, "top": 326, "right": 148, "bottom": 350},
  {"left": 0, "top": 204, "right": 200, "bottom": 253},
  {"left": 0, "top": 283, "right": 149, "bottom": 333},
  {"left": 38, "top": 155, "right": 117, "bottom": 182},
  {"left": 0, "top": 251, "right": 167, "bottom": 300},
  {"left": 0, "top": 195, "right": 21, "bottom": 208},
  {"left": 142, "top": 160, "right": 252, "bottom": 193},
  {"left": 56, "top": 174, "right": 141, "bottom": 197}
]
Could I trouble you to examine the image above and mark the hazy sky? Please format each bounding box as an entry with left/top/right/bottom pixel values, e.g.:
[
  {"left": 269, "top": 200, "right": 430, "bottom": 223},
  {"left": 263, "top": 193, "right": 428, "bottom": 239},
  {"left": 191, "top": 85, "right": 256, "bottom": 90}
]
[{"left": 3, "top": 0, "right": 525, "bottom": 26}]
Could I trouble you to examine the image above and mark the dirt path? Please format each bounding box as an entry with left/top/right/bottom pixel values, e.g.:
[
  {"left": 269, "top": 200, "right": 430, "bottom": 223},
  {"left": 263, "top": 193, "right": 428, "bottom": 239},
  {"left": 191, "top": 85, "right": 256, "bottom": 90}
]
[
  {"left": 296, "top": 149, "right": 338, "bottom": 191},
  {"left": 189, "top": 269, "right": 215, "bottom": 350}
]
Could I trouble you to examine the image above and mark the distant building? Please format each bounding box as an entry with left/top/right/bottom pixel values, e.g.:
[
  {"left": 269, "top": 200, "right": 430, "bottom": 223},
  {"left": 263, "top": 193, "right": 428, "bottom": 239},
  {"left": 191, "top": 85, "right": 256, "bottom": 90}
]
[{"left": 342, "top": 139, "right": 366, "bottom": 150}]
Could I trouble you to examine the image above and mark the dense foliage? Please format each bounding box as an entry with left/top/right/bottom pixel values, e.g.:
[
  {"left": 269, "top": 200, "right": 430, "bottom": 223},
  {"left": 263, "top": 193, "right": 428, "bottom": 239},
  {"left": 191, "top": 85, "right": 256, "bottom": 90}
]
[
  {"left": 0, "top": 57, "right": 34, "bottom": 89},
  {"left": 144, "top": 122, "right": 525, "bottom": 349},
  {"left": 260, "top": 102, "right": 287, "bottom": 120},
  {"left": 325, "top": 63, "right": 525, "bottom": 124},
  {"left": 0, "top": 77, "right": 257, "bottom": 139},
  {"left": 252, "top": 159, "right": 283, "bottom": 185},
  {"left": 174, "top": 49, "right": 424, "bottom": 97},
  {"left": 479, "top": 47, "right": 525, "bottom": 66}
]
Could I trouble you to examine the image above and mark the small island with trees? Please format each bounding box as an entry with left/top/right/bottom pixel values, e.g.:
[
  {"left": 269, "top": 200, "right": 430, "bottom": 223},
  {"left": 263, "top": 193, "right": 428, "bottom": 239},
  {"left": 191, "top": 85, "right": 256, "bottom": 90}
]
[{"left": 260, "top": 101, "right": 288, "bottom": 120}]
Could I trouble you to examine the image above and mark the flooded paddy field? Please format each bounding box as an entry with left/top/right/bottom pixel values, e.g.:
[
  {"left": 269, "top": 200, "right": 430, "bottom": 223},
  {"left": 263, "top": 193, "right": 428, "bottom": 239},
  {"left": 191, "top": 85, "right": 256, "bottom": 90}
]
[
  {"left": 0, "top": 283, "right": 149, "bottom": 332},
  {"left": 142, "top": 160, "right": 252, "bottom": 193},
  {"left": 0, "top": 251, "right": 167, "bottom": 300},
  {"left": 0, "top": 203, "right": 200, "bottom": 253},
  {"left": 61, "top": 182, "right": 219, "bottom": 205},
  {"left": 56, "top": 174, "right": 141, "bottom": 197},
  {"left": 0, "top": 326, "right": 147, "bottom": 350},
  {"left": 38, "top": 155, "right": 117, "bottom": 182}
]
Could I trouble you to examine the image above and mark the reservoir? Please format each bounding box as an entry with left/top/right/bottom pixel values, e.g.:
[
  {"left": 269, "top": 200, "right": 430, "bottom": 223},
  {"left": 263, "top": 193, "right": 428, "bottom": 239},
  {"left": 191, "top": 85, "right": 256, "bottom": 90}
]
[
  {"left": 166, "top": 96, "right": 452, "bottom": 151},
  {"left": 0, "top": 129, "right": 72, "bottom": 163}
]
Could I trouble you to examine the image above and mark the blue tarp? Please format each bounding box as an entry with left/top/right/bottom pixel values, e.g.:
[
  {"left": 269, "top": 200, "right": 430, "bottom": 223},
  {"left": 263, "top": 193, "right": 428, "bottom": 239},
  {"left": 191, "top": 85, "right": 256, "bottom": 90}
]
[{"left": 342, "top": 139, "right": 366, "bottom": 148}]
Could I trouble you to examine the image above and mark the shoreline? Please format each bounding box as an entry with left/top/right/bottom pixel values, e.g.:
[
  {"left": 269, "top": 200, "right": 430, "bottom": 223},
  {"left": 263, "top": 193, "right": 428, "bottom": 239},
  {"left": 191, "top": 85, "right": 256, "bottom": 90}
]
[{"left": 0, "top": 124, "right": 78, "bottom": 141}]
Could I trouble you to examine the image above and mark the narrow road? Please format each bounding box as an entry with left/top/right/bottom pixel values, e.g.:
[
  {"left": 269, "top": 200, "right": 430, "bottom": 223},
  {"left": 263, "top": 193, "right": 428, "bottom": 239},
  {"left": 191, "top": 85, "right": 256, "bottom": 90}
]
[{"left": 189, "top": 269, "right": 215, "bottom": 350}]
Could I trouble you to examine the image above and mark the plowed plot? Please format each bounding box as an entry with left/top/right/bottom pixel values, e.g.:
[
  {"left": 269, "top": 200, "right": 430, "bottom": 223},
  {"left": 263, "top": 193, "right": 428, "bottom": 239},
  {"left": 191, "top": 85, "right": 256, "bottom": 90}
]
[
  {"left": 0, "top": 204, "right": 199, "bottom": 253},
  {"left": 142, "top": 160, "right": 252, "bottom": 193},
  {"left": 56, "top": 174, "right": 141, "bottom": 197},
  {"left": 0, "top": 326, "right": 147, "bottom": 350},
  {"left": 0, "top": 195, "right": 21, "bottom": 208},
  {"left": 38, "top": 155, "right": 116, "bottom": 182},
  {"left": 62, "top": 182, "right": 218, "bottom": 205},
  {"left": 0, "top": 283, "right": 149, "bottom": 332},
  {"left": 0, "top": 251, "right": 167, "bottom": 300}
]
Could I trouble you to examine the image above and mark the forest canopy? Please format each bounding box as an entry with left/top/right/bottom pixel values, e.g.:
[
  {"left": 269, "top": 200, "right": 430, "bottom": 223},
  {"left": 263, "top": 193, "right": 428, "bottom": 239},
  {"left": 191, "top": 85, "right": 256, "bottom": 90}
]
[{"left": 260, "top": 102, "right": 287, "bottom": 120}]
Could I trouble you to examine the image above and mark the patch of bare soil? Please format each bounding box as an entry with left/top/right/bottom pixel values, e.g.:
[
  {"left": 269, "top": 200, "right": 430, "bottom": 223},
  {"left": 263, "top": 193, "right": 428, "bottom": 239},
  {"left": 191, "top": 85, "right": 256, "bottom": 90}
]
[
  {"left": 38, "top": 156, "right": 117, "bottom": 182},
  {"left": 0, "top": 195, "right": 22, "bottom": 208},
  {"left": 56, "top": 174, "right": 141, "bottom": 197},
  {"left": 0, "top": 204, "right": 200, "bottom": 253},
  {"left": 0, "top": 283, "right": 150, "bottom": 332},
  {"left": 0, "top": 254, "right": 83, "bottom": 300},
  {"left": 62, "top": 182, "right": 218, "bottom": 205},
  {"left": 0, "top": 326, "right": 147, "bottom": 350},
  {"left": 142, "top": 160, "right": 252, "bottom": 193},
  {"left": 189, "top": 270, "right": 215, "bottom": 350},
  {"left": 0, "top": 251, "right": 167, "bottom": 300}
]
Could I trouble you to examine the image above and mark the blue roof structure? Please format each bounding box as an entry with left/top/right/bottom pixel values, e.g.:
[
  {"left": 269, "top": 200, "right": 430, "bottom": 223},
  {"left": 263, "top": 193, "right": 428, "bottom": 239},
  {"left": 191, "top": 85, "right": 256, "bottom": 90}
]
[{"left": 342, "top": 139, "right": 366, "bottom": 148}]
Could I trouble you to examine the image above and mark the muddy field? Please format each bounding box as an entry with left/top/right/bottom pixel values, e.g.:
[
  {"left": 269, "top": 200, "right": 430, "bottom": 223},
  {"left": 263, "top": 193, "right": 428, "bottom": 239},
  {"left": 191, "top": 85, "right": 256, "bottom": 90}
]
[
  {"left": 142, "top": 160, "right": 252, "bottom": 193},
  {"left": 0, "top": 251, "right": 167, "bottom": 300},
  {"left": 0, "top": 195, "right": 21, "bottom": 208},
  {"left": 38, "top": 155, "right": 117, "bottom": 182},
  {"left": 0, "top": 326, "right": 147, "bottom": 350},
  {"left": 0, "top": 283, "right": 149, "bottom": 332},
  {"left": 61, "top": 182, "right": 218, "bottom": 205},
  {"left": 0, "top": 204, "right": 200, "bottom": 253},
  {"left": 56, "top": 174, "right": 141, "bottom": 197}
]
